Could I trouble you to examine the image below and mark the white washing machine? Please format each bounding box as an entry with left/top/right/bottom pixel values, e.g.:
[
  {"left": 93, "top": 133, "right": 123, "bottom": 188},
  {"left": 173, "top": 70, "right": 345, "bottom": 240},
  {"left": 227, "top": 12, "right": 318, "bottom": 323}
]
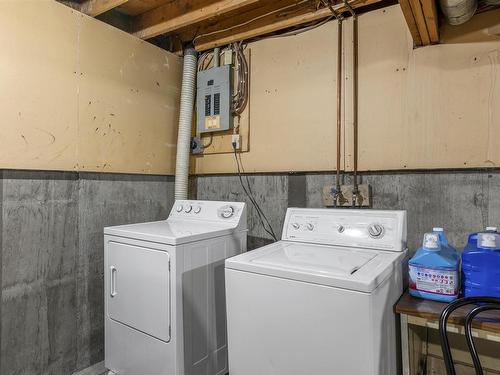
[
  {"left": 104, "top": 200, "right": 247, "bottom": 375},
  {"left": 225, "top": 208, "right": 407, "bottom": 375}
]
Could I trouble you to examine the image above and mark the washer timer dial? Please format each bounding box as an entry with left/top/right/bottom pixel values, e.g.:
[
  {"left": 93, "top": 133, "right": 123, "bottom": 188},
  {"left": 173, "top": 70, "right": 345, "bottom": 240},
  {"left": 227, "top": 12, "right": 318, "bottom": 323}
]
[
  {"left": 368, "top": 223, "right": 384, "bottom": 238},
  {"left": 220, "top": 205, "right": 235, "bottom": 219}
]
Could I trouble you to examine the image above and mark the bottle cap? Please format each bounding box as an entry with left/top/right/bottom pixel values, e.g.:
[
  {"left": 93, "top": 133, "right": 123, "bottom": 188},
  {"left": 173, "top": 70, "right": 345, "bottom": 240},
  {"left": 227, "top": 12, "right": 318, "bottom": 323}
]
[
  {"left": 486, "top": 227, "right": 497, "bottom": 232},
  {"left": 423, "top": 233, "right": 440, "bottom": 250},
  {"left": 433, "top": 227, "right": 444, "bottom": 232},
  {"left": 478, "top": 233, "right": 499, "bottom": 249}
]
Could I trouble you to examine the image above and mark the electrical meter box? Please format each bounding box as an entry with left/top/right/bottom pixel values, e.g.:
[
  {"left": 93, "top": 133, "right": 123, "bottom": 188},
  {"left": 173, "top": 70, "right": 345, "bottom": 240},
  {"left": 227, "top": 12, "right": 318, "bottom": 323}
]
[{"left": 196, "top": 65, "right": 232, "bottom": 134}]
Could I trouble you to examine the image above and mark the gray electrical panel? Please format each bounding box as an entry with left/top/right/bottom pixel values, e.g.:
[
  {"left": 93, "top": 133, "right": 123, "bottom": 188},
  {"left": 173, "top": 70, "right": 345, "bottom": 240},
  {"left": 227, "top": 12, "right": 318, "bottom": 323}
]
[{"left": 196, "top": 65, "right": 232, "bottom": 134}]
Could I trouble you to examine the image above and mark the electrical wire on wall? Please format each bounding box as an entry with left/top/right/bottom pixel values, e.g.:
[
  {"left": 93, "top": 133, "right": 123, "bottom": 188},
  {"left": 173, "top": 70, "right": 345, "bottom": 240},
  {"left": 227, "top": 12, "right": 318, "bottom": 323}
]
[
  {"left": 232, "top": 143, "right": 278, "bottom": 241},
  {"left": 193, "top": 0, "right": 357, "bottom": 236},
  {"left": 197, "top": 43, "right": 277, "bottom": 240},
  {"left": 231, "top": 42, "right": 249, "bottom": 117}
]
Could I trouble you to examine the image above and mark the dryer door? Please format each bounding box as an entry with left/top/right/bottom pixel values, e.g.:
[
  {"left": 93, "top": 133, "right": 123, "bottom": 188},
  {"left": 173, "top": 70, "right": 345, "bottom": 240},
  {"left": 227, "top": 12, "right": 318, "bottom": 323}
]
[{"left": 107, "top": 241, "right": 171, "bottom": 342}]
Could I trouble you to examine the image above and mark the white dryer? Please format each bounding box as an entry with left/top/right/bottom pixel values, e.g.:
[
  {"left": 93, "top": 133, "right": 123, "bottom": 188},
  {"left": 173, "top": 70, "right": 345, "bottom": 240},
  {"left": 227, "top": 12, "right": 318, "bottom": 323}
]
[
  {"left": 225, "top": 208, "right": 407, "bottom": 375},
  {"left": 104, "top": 200, "right": 247, "bottom": 375}
]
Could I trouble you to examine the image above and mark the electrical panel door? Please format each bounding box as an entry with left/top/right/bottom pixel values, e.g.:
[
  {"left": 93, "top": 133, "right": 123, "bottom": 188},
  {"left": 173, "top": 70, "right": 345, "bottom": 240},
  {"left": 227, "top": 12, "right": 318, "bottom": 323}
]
[{"left": 196, "top": 65, "right": 232, "bottom": 134}]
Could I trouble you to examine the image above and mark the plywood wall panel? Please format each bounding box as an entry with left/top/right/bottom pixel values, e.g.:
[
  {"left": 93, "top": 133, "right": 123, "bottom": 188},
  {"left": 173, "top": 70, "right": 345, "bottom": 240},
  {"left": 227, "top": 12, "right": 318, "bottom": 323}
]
[
  {"left": 400, "top": 43, "right": 500, "bottom": 169},
  {"left": 194, "top": 6, "right": 500, "bottom": 174},
  {"left": 0, "top": 1, "right": 181, "bottom": 175},
  {"left": 77, "top": 15, "right": 182, "bottom": 174},
  {"left": 192, "top": 22, "right": 341, "bottom": 174},
  {"left": 347, "top": 8, "right": 413, "bottom": 171},
  {"left": 356, "top": 7, "right": 500, "bottom": 170},
  {"left": 0, "top": 1, "right": 79, "bottom": 170}
]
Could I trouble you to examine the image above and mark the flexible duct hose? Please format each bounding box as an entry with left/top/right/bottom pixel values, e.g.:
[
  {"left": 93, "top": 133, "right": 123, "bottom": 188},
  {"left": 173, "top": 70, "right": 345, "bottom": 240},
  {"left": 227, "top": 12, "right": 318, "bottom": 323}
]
[{"left": 175, "top": 47, "right": 197, "bottom": 200}]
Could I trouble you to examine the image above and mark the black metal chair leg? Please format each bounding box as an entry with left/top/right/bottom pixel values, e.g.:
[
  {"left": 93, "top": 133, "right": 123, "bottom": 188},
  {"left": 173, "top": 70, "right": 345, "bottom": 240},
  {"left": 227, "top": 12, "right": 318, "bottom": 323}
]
[
  {"left": 439, "top": 297, "right": 500, "bottom": 375},
  {"left": 464, "top": 304, "right": 500, "bottom": 375}
]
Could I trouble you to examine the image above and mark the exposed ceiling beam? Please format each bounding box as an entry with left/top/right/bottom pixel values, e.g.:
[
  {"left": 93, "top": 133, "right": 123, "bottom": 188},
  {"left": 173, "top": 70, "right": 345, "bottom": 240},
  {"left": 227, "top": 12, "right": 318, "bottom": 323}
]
[
  {"left": 398, "top": 0, "right": 423, "bottom": 46},
  {"left": 80, "top": 0, "right": 130, "bottom": 17},
  {"left": 175, "top": 0, "right": 305, "bottom": 44},
  {"left": 132, "top": 0, "right": 261, "bottom": 40},
  {"left": 408, "top": 0, "right": 430, "bottom": 44},
  {"left": 398, "top": 0, "right": 439, "bottom": 46},
  {"left": 421, "top": 0, "right": 439, "bottom": 43},
  {"left": 193, "top": 0, "right": 382, "bottom": 51}
]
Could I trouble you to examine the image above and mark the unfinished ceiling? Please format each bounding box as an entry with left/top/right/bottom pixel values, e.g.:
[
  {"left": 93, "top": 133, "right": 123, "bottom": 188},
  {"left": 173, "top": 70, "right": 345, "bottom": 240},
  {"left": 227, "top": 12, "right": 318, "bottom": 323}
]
[{"left": 59, "top": 0, "right": 402, "bottom": 51}]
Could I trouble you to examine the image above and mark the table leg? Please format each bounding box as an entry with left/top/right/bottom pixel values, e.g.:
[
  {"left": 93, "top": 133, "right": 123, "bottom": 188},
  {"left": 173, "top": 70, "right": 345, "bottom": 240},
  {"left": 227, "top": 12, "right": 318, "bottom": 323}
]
[{"left": 401, "top": 314, "right": 411, "bottom": 375}]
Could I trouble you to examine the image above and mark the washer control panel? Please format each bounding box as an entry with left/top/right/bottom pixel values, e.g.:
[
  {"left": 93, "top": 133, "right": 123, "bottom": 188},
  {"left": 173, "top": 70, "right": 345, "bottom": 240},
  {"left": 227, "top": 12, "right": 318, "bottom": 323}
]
[
  {"left": 283, "top": 208, "right": 406, "bottom": 251},
  {"left": 170, "top": 200, "right": 246, "bottom": 224}
]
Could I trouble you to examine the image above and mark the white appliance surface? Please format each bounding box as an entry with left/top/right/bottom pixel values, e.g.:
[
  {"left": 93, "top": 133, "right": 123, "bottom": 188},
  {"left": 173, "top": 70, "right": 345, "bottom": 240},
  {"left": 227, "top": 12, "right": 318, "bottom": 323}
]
[
  {"left": 104, "top": 200, "right": 247, "bottom": 375},
  {"left": 105, "top": 200, "right": 245, "bottom": 245},
  {"left": 226, "top": 241, "right": 403, "bottom": 292},
  {"left": 225, "top": 208, "right": 407, "bottom": 375}
]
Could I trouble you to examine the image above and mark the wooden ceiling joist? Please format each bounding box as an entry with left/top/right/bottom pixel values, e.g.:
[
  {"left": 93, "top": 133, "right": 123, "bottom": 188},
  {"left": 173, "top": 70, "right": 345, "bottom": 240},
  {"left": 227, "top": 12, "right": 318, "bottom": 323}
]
[
  {"left": 193, "top": 0, "right": 382, "bottom": 51},
  {"left": 421, "top": 0, "right": 439, "bottom": 43},
  {"left": 398, "top": 0, "right": 439, "bottom": 47},
  {"left": 398, "top": 0, "right": 422, "bottom": 45},
  {"left": 409, "top": 0, "right": 431, "bottom": 44},
  {"left": 80, "top": 0, "right": 130, "bottom": 17},
  {"left": 132, "top": 0, "right": 261, "bottom": 40},
  {"left": 58, "top": 0, "right": 419, "bottom": 52}
]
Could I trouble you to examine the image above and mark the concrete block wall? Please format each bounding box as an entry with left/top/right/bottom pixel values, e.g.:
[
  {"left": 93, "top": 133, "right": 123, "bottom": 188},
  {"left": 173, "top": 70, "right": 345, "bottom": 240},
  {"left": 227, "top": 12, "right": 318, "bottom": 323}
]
[
  {"left": 0, "top": 171, "right": 174, "bottom": 375},
  {"left": 196, "top": 170, "right": 500, "bottom": 251}
]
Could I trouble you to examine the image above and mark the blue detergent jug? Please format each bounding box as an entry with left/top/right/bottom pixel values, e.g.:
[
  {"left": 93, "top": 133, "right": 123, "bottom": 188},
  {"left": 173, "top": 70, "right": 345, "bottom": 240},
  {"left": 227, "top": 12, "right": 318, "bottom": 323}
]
[
  {"left": 462, "top": 230, "right": 500, "bottom": 298},
  {"left": 409, "top": 233, "right": 460, "bottom": 302},
  {"left": 433, "top": 227, "right": 459, "bottom": 261},
  {"left": 463, "top": 227, "right": 498, "bottom": 252}
]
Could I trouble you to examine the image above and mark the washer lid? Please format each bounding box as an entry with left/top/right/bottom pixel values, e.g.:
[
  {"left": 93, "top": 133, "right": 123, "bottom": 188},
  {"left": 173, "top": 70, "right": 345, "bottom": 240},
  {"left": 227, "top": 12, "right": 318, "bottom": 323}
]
[
  {"left": 252, "top": 242, "right": 376, "bottom": 276},
  {"left": 225, "top": 241, "right": 404, "bottom": 293},
  {"left": 104, "top": 219, "right": 236, "bottom": 245}
]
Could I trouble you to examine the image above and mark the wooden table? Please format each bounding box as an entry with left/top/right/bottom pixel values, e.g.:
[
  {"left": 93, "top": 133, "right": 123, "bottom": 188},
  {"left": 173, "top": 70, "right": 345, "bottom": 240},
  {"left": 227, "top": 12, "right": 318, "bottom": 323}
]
[{"left": 395, "top": 292, "right": 500, "bottom": 375}]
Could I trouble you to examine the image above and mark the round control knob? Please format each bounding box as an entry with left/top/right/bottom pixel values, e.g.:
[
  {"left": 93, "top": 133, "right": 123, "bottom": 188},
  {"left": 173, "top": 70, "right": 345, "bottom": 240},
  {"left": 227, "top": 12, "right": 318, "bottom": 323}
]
[
  {"left": 337, "top": 224, "right": 345, "bottom": 233},
  {"left": 176, "top": 205, "right": 183, "bottom": 212},
  {"left": 184, "top": 204, "right": 192, "bottom": 213},
  {"left": 221, "top": 206, "right": 234, "bottom": 219},
  {"left": 194, "top": 206, "right": 201, "bottom": 214},
  {"left": 306, "top": 223, "right": 314, "bottom": 231},
  {"left": 368, "top": 223, "right": 384, "bottom": 238},
  {"left": 292, "top": 222, "right": 300, "bottom": 230}
]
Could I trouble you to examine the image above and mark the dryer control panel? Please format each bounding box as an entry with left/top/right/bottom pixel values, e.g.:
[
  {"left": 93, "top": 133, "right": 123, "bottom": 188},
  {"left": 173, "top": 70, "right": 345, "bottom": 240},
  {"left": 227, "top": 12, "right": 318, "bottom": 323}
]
[
  {"left": 170, "top": 200, "right": 247, "bottom": 228},
  {"left": 282, "top": 208, "right": 407, "bottom": 252}
]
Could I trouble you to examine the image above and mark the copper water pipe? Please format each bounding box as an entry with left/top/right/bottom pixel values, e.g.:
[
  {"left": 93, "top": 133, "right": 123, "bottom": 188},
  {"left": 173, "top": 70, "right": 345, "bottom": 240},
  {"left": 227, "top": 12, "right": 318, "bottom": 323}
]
[
  {"left": 343, "top": 0, "right": 359, "bottom": 204},
  {"left": 321, "top": 0, "right": 343, "bottom": 201},
  {"left": 336, "top": 17, "right": 343, "bottom": 198}
]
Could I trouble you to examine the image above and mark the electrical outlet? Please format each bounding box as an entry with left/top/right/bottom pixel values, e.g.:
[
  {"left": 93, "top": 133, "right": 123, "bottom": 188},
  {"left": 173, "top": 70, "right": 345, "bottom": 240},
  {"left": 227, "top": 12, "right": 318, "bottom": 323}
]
[
  {"left": 322, "top": 184, "right": 372, "bottom": 207},
  {"left": 231, "top": 134, "right": 241, "bottom": 150}
]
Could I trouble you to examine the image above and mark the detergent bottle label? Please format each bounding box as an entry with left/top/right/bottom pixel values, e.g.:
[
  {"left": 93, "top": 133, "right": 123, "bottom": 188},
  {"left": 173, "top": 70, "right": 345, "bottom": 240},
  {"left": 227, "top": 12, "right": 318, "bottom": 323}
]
[{"left": 409, "top": 265, "right": 458, "bottom": 296}]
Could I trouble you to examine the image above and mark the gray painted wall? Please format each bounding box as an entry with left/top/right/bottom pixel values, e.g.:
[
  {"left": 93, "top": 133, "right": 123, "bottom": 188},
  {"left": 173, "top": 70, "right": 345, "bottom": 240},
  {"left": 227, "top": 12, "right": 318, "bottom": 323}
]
[
  {"left": 0, "top": 171, "right": 174, "bottom": 375},
  {"left": 196, "top": 170, "right": 500, "bottom": 252},
  {"left": 1, "top": 169, "right": 498, "bottom": 375}
]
